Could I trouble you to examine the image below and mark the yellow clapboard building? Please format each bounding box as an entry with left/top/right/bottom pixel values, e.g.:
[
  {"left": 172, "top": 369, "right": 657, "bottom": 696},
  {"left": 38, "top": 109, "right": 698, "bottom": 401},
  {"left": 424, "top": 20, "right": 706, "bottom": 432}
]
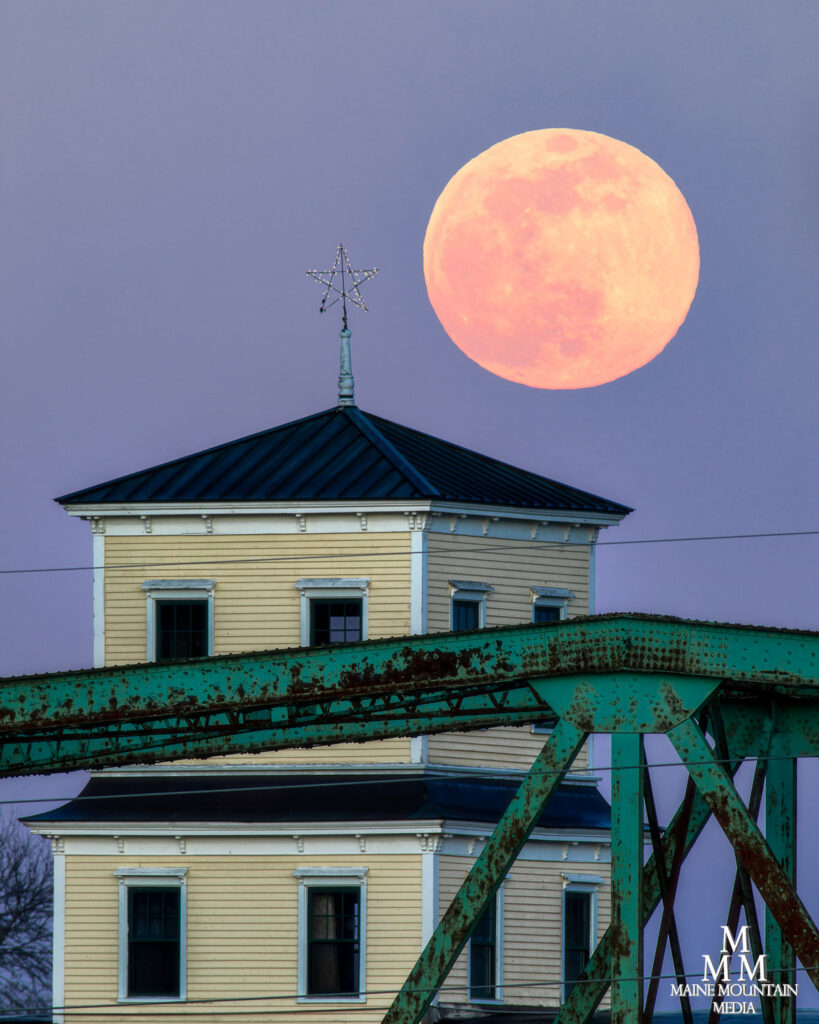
[{"left": 27, "top": 386, "right": 630, "bottom": 1023}]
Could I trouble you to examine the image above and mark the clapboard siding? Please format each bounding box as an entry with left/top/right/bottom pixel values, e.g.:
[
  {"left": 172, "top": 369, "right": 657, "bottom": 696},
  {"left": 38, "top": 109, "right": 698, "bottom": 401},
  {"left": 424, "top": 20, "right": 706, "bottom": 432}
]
[
  {"left": 103, "top": 533, "right": 413, "bottom": 766},
  {"left": 428, "top": 726, "right": 589, "bottom": 773},
  {"left": 436, "top": 856, "right": 610, "bottom": 1009},
  {"left": 64, "top": 853, "right": 421, "bottom": 1023},
  {"left": 427, "top": 534, "right": 591, "bottom": 771},
  {"left": 104, "top": 533, "right": 412, "bottom": 663},
  {"left": 426, "top": 532, "right": 590, "bottom": 632}
]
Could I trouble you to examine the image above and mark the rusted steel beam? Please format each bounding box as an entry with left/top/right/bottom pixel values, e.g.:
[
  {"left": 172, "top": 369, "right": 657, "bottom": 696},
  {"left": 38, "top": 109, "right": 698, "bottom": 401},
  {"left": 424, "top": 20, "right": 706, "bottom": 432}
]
[
  {"left": 668, "top": 717, "right": 819, "bottom": 991},
  {"left": 709, "top": 707, "right": 775, "bottom": 1024},
  {"left": 2, "top": 616, "right": 817, "bottom": 739},
  {"left": 0, "top": 670, "right": 717, "bottom": 775},
  {"left": 380, "top": 718, "right": 586, "bottom": 1024},
  {"left": 554, "top": 755, "right": 745, "bottom": 1024},
  {"left": 643, "top": 766, "right": 692, "bottom": 1024},
  {"left": 707, "top": 758, "right": 766, "bottom": 1024},
  {"left": 610, "top": 733, "right": 644, "bottom": 1024},
  {"left": 0, "top": 701, "right": 552, "bottom": 776},
  {"left": 765, "top": 750, "right": 797, "bottom": 1024}
]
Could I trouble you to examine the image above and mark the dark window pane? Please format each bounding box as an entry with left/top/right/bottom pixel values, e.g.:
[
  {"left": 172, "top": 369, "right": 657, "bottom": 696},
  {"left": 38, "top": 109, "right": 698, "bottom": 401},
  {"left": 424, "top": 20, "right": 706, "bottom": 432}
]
[
  {"left": 310, "top": 600, "right": 362, "bottom": 645},
  {"left": 128, "top": 887, "right": 181, "bottom": 997},
  {"left": 452, "top": 600, "right": 479, "bottom": 632},
  {"left": 155, "top": 600, "right": 208, "bottom": 662},
  {"left": 564, "top": 892, "right": 591, "bottom": 997},
  {"left": 470, "top": 900, "right": 496, "bottom": 1000},
  {"left": 534, "top": 604, "right": 561, "bottom": 623},
  {"left": 307, "top": 888, "right": 360, "bottom": 995}
]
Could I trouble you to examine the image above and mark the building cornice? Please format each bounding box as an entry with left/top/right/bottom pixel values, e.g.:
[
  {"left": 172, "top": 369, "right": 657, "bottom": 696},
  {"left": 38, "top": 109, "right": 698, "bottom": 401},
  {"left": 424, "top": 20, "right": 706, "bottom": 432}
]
[{"left": 65, "top": 498, "right": 624, "bottom": 528}]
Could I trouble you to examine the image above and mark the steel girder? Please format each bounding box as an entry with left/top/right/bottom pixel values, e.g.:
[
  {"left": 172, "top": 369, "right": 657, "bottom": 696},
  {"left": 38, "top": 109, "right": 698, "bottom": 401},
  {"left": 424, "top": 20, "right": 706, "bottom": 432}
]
[{"left": 1, "top": 613, "right": 818, "bottom": 1024}]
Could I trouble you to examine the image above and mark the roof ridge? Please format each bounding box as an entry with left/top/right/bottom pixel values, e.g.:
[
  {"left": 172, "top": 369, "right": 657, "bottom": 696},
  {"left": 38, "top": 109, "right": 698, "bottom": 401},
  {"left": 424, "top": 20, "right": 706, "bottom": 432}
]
[
  {"left": 55, "top": 407, "right": 341, "bottom": 504},
  {"left": 344, "top": 407, "right": 440, "bottom": 497}
]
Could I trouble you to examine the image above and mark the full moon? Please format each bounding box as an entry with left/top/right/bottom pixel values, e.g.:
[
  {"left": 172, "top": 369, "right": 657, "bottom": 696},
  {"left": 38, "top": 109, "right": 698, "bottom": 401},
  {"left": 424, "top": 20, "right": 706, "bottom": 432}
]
[{"left": 423, "top": 129, "right": 699, "bottom": 389}]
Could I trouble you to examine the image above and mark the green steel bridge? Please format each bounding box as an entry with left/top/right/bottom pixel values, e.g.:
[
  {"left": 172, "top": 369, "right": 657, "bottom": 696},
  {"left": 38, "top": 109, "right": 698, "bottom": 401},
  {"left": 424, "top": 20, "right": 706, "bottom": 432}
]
[{"left": 2, "top": 612, "right": 817, "bottom": 1024}]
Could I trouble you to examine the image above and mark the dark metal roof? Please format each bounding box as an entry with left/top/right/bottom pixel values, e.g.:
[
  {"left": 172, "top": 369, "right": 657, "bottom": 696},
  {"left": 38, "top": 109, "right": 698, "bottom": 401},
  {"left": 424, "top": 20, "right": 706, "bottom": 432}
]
[
  {"left": 56, "top": 405, "right": 631, "bottom": 515},
  {"left": 25, "top": 772, "right": 611, "bottom": 830}
]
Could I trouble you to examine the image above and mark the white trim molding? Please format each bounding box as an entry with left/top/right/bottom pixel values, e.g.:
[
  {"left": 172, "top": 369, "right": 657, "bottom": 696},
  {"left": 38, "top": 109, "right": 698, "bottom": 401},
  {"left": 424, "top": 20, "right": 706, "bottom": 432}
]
[
  {"left": 115, "top": 867, "right": 188, "bottom": 1002},
  {"left": 141, "top": 580, "right": 215, "bottom": 662},
  {"left": 92, "top": 534, "right": 105, "bottom": 667},
  {"left": 410, "top": 528, "right": 428, "bottom": 634},
  {"left": 52, "top": 851, "right": 66, "bottom": 1024},
  {"left": 294, "top": 866, "right": 368, "bottom": 1003},
  {"left": 295, "top": 578, "right": 370, "bottom": 647},
  {"left": 531, "top": 586, "right": 575, "bottom": 621}
]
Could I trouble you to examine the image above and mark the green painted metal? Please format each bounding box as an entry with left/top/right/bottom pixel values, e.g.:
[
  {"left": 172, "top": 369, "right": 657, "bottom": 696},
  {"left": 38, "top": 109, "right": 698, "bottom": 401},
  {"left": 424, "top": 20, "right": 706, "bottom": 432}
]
[
  {"left": 765, "top": 752, "right": 797, "bottom": 1024},
  {"left": 381, "top": 718, "right": 586, "bottom": 1024},
  {"left": 554, "top": 755, "right": 744, "bottom": 1024},
  {"left": 4, "top": 614, "right": 816, "bottom": 775},
  {"left": 668, "top": 717, "right": 819, "bottom": 989},
  {"left": 721, "top": 699, "right": 819, "bottom": 759},
  {"left": 610, "top": 733, "right": 644, "bottom": 1024},
  {"left": 545, "top": 673, "right": 718, "bottom": 732},
  {"left": 3, "top": 614, "right": 817, "bottom": 734},
  {"left": 1, "top": 615, "right": 818, "bottom": 1022}
]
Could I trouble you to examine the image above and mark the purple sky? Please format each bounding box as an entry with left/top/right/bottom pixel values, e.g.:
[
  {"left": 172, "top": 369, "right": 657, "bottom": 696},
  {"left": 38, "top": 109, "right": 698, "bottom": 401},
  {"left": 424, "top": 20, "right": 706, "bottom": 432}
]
[{"left": 2, "top": 1, "right": 818, "bottom": 1008}]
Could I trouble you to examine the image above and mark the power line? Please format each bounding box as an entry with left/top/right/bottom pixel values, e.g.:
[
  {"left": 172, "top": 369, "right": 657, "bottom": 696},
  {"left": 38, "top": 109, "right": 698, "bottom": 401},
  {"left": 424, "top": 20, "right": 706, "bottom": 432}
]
[
  {"left": 0, "top": 750, "right": 796, "bottom": 810},
  {"left": 1, "top": 966, "right": 812, "bottom": 1017},
  {"left": 0, "top": 529, "right": 815, "bottom": 577}
]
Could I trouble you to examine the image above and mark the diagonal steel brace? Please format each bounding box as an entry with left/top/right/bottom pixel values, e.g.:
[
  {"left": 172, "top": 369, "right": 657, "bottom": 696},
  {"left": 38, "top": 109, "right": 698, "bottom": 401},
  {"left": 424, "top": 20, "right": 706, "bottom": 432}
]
[
  {"left": 554, "top": 752, "right": 744, "bottom": 1024},
  {"left": 668, "top": 717, "right": 819, "bottom": 991},
  {"left": 381, "top": 716, "right": 586, "bottom": 1024}
]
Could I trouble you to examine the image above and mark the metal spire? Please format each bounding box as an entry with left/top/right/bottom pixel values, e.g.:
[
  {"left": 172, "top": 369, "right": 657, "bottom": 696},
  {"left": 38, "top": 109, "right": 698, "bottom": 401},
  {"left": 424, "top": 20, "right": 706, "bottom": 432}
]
[{"left": 306, "top": 244, "right": 378, "bottom": 407}]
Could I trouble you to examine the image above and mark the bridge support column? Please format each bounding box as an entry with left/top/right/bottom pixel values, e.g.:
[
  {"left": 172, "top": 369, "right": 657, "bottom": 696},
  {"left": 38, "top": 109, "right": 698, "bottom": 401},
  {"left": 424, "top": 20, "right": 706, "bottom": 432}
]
[
  {"left": 611, "top": 733, "right": 644, "bottom": 1024},
  {"left": 765, "top": 753, "right": 797, "bottom": 1024}
]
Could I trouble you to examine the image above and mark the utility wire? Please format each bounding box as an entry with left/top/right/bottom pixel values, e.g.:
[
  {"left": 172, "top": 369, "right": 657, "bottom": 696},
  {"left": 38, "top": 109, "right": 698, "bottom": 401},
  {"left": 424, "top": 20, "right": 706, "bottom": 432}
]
[
  {"left": 1, "top": 966, "right": 813, "bottom": 1017},
  {"left": 0, "top": 530, "right": 815, "bottom": 576},
  {"left": 0, "top": 751, "right": 794, "bottom": 810}
]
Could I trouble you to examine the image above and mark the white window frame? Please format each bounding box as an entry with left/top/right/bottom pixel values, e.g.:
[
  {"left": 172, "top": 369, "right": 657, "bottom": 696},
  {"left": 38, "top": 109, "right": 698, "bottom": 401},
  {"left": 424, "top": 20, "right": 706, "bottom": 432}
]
[
  {"left": 531, "top": 586, "right": 574, "bottom": 622},
  {"left": 449, "top": 580, "right": 494, "bottom": 631},
  {"left": 295, "top": 579, "right": 370, "bottom": 647},
  {"left": 115, "top": 867, "right": 188, "bottom": 1003},
  {"left": 467, "top": 885, "right": 504, "bottom": 1004},
  {"left": 294, "top": 867, "right": 368, "bottom": 1003},
  {"left": 142, "top": 580, "right": 215, "bottom": 662},
  {"left": 561, "top": 873, "right": 604, "bottom": 1003}
]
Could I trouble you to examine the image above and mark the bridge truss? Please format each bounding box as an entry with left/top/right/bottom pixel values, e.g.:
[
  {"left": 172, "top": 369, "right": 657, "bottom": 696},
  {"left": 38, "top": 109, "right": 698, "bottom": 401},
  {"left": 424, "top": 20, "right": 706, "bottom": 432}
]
[{"left": 2, "top": 613, "right": 817, "bottom": 1024}]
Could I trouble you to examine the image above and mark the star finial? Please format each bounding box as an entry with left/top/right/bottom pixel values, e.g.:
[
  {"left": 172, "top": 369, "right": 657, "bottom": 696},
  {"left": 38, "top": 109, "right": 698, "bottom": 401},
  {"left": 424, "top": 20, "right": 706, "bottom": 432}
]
[
  {"left": 307, "top": 245, "right": 378, "bottom": 406},
  {"left": 306, "top": 244, "right": 378, "bottom": 331}
]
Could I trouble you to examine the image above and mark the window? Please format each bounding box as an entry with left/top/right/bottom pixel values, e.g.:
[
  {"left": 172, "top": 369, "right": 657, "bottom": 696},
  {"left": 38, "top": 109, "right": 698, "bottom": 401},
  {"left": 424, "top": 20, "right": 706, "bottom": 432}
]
[
  {"left": 311, "top": 600, "right": 362, "bottom": 645},
  {"left": 533, "top": 603, "right": 561, "bottom": 624},
  {"left": 156, "top": 601, "right": 208, "bottom": 660},
  {"left": 295, "top": 867, "right": 367, "bottom": 1002},
  {"left": 531, "top": 586, "right": 574, "bottom": 623},
  {"left": 115, "top": 868, "right": 187, "bottom": 1002},
  {"left": 562, "top": 874, "right": 603, "bottom": 1001},
  {"left": 296, "top": 579, "right": 370, "bottom": 647},
  {"left": 563, "top": 892, "right": 590, "bottom": 997},
  {"left": 469, "top": 892, "right": 502, "bottom": 1002},
  {"left": 142, "top": 580, "right": 215, "bottom": 662},
  {"left": 449, "top": 580, "right": 494, "bottom": 631},
  {"left": 307, "top": 888, "right": 361, "bottom": 995},
  {"left": 452, "top": 599, "right": 479, "bottom": 632}
]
